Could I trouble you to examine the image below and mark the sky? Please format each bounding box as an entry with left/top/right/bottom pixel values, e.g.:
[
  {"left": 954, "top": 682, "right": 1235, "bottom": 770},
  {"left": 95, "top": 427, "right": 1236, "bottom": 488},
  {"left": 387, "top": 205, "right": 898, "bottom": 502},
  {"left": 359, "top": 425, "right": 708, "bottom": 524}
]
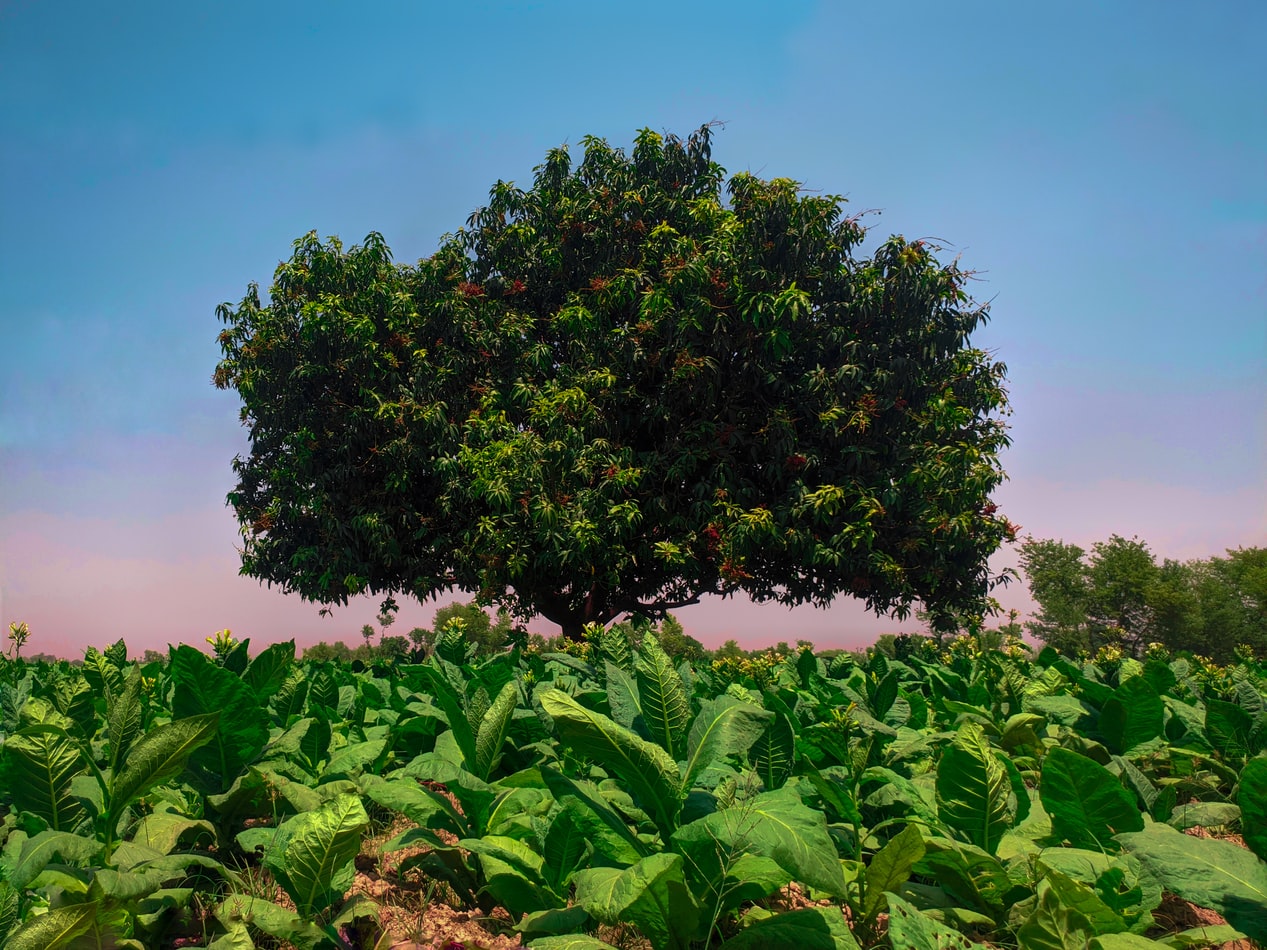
[{"left": 2, "top": 1, "right": 1264, "bottom": 658}]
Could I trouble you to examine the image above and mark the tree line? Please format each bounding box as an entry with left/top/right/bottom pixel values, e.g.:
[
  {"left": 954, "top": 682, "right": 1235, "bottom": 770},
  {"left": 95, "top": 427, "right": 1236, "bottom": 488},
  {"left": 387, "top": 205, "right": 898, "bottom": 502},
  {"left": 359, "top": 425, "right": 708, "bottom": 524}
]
[{"left": 1019, "top": 535, "right": 1266, "bottom": 663}]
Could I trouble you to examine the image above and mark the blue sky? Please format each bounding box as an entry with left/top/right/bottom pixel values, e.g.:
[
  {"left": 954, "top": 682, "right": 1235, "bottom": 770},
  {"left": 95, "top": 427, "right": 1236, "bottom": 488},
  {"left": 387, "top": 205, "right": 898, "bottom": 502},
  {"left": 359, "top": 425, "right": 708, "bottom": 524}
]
[{"left": 2, "top": 1, "right": 1264, "bottom": 655}]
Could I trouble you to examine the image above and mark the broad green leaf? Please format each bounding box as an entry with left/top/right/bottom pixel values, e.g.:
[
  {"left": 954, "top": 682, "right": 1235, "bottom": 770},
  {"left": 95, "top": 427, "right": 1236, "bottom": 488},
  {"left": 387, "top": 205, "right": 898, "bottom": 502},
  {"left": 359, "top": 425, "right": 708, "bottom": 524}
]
[
  {"left": 637, "top": 634, "right": 691, "bottom": 760},
  {"left": 543, "top": 803, "right": 590, "bottom": 888},
  {"left": 573, "top": 851, "right": 700, "bottom": 950},
  {"left": 3, "top": 900, "right": 101, "bottom": 950},
  {"left": 1168, "top": 802, "right": 1241, "bottom": 831},
  {"left": 53, "top": 676, "right": 96, "bottom": 739},
  {"left": 0, "top": 882, "right": 17, "bottom": 946},
  {"left": 720, "top": 906, "right": 859, "bottom": 950},
  {"left": 671, "top": 787, "right": 847, "bottom": 898},
  {"left": 170, "top": 645, "right": 269, "bottom": 788},
  {"left": 863, "top": 823, "right": 925, "bottom": 923},
  {"left": 320, "top": 737, "right": 386, "bottom": 780},
  {"left": 681, "top": 694, "right": 772, "bottom": 791},
  {"left": 475, "top": 679, "right": 518, "bottom": 779},
  {"left": 1, "top": 724, "right": 86, "bottom": 831},
  {"left": 1039, "top": 866, "right": 1129, "bottom": 937},
  {"left": 417, "top": 662, "right": 478, "bottom": 769},
  {"left": 107, "top": 713, "right": 220, "bottom": 830},
  {"left": 216, "top": 894, "right": 329, "bottom": 950},
  {"left": 1117, "top": 822, "right": 1267, "bottom": 943},
  {"left": 539, "top": 766, "right": 647, "bottom": 865},
  {"left": 9, "top": 830, "right": 104, "bottom": 890},
  {"left": 1099, "top": 676, "right": 1164, "bottom": 756},
  {"left": 1041, "top": 747, "right": 1142, "bottom": 850},
  {"left": 1204, "top": 699, "right": 1252, "bottom": 760},
  {"left": 1017, "top": 880, "right": 1094, "bottom": 950},
  {"left": 936, "top": 721, "right": 1012, "bottom": 855},
  {"left": 1237, "top": 756, "right": 1267, "bottom": 861},
  {"left": 128, "top": 811, "right": 216, "bottom": 855},
  {"left": 244, "top": 639, "right": 296, "bottom": 701},
  {"left": 1155, "top": 925, "right": 1249, "bottom": 949},
  {"left": 540, "top": 688, "right": 682, "bottom": 840},
  {"left": 460, "top": 834, "right": 562, "bottom": 917},
  {"left": 107, "top": 668, "right": 143, "bottom": 774},
  {"left": 529, "top": 936, "right": 621, "bottom": 950},
  {"left": 517, "top": 904, "right": 592, "bottom": 940},
  {"left": 886, "top": 891, "right": 990, "bottom": 950},
  {"left": 360, "top": 774, "right": 461, "bottom": 832},
  {"left": 265, "top": 791, "right": 369, "bottom": 917},
  {"left": 604, "top": 660, "right": 642, "bottom": 730},
  {"left": 1091, "top": 933, "right": 1173, "bottom": 950},
  {"left": 750, "top": 709, "right": 796, "bottom": 791}
]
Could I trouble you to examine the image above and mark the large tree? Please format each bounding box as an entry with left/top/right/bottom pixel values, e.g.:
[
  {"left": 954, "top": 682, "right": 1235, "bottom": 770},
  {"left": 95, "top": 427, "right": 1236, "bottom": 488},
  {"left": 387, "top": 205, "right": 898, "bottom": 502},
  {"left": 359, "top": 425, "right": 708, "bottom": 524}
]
[{"left": 214, "top": 126, "right": 1013, "bottom": 639}]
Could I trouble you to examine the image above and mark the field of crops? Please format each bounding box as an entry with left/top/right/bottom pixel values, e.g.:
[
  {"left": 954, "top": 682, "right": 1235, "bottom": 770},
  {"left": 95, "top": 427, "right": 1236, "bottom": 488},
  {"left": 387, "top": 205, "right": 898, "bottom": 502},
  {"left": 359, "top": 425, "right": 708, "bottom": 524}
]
[{"left": 1, "top": 627, "right": 1265, "bottom": 950}]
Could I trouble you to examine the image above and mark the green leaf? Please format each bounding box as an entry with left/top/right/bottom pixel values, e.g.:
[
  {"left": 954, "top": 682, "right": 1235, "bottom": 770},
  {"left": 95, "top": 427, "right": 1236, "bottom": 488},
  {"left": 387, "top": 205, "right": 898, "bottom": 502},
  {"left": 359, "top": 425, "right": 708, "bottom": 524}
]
[
  {"left": 475, "top": 679, "right": 518, "bottom": 780},
  {"left": 107, "top": 713, "right": 220, "bottom": 831},
  {"left": 528, "top": 936, "right": 621, "bottom": 950},
  {"left": 9, "top": 830, "right": 104, "bottom": 890},
  {"left": 543, "top": 803, "right": 590, "bottom": 889},
  {"left": 417, "top": 662, "right": 478, "bottom": 770},
  {"left": 540, "top": 688, "right": 682, "bottom": 840},
  {"left": 637, "top": 634, "right": 691, "bottom": 760},
  {"left": 671, "top": 787, "right": 847, "bottom": 898},
  {"left": 244, "top": 639, "right": 296, "bottom": 701},
  {"left": 107, "top": 668, "right": 144, "bottom": 774},
  {"left": 1, "top": 724, "right": 86, "bottom": 831},
  {"left": 573, "top": 851, "right": 700, "bottom": 950},
  {"left": 1204, "top": 699, "right": 1252, "bottom": 760},
  {"left": 604, "top": 660, "right": 642, "bottom": 730},
  {"left": 216, "top": 894, "right": 330, "bottom": 950},
  {"left": 1041, "top": 747, "right": 1142, "bottom": 850},
  {"left": 720, "top": 906, "right": 859, "bottom": 950},
  {"left": 1017, "top": 880, "right": 1094, "bottom": 950},
  {"left": 539, "top": 767, "right": 647, "bottom": 865},
  {"left": 886, "top": 891, "right": 990, "bottom": 950},
  {"left": 319, "top": 737, "right": 386, "bottom": 780},
  {"left": 862, "top": 823, "right": 925, "bottom": 924},
  {"left": 936, "top": 721, "right": 1012, "bottom": 855},
  {"left": 460, "top": 834, "right": 563, "bottom": 917},
  {"left": 170, "top": 645, "right": 269, "bottom": 788},
  {"left": 1236, "top": 756, "right": 1267, "bottom": 861},
  {"left": 2, "top": 900, "right": 101, "bottom": 950},
  {"left": 128, "top": 811, "right": 216, "bottom": 855},
  {"left": 360, "top": 774, "right": 462, "bottom": 833},
  {"left": 1155, "top": 925, "right": 1249, "bottom": 949},
  {"left": 1117, "top": 822, "right": 1267, "bottom": 943},
  {"left": 1099, "top": 676, "right": 1164, "bottom": 756},
  {"left": 681, "top": 694, "right": 772, "bottom": 791},
  {"left": 264, "top": 791, "right": 369, "bottom": 917},
  {"left": 750, "top": 709, "right": 796, "bottom": 791}
]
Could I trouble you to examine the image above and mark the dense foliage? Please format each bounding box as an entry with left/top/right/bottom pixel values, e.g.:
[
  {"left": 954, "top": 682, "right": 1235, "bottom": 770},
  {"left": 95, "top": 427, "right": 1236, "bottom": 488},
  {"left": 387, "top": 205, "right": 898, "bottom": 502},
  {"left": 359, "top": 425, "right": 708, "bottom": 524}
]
[
  {"left": 214, "top": 125, "right": 1013, "bottom": 638},
  {"left": 1021, "top": 536, "right": 1267, "bottom": 662},
  {"left": 2, "top": 628, "right": 1265, "bottom": 949}
]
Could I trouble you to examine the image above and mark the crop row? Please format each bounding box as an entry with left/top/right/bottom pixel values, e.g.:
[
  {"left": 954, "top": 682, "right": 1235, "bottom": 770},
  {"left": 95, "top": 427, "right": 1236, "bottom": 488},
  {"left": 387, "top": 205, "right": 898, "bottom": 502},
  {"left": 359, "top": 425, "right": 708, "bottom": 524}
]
[{"left": 0, "top": 629, "right": 1265, "bottom": 950}]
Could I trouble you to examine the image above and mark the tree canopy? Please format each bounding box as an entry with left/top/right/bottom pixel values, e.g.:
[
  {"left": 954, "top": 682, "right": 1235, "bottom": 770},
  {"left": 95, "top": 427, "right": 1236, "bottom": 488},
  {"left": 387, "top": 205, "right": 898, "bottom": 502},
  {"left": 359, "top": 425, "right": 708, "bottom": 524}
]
[
  {"left": 214, "top": 125, "right": 1012, "bottom": 638},
  {"left": 1019, "top": 535, "right": 1267, "bottom": 662}
]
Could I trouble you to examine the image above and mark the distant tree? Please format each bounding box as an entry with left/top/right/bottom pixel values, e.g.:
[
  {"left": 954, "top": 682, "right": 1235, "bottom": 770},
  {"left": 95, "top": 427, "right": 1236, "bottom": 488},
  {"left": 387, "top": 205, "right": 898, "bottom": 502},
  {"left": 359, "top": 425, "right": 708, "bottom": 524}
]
[
  {"left": 406, "top": 626, "right": 432, "bottom": 657},
  {"left": 431, "top": 601, "right": 513, "bottom": 657},
  {"left": 714, "top": 639, "right": 745, "bottom": 660},
  {"left": 360, "top": 623, "right": 376, "bottom": 652},
  {"left": 141, "top": 648, "right": 165, "bottom": 665},
  {"left": 214, "top": 124, "right": 1013, "bottom": 640},
  {"left": 303, "top": 640, "right": 353, "bottom": 662},
  {"left": 378, "top": 635, "right": 411, "bottom": 661},
  {"left": 653, "top": 613, "right": 706, "bottom": 661},
  {"left": 1019, "top": 537, "right": 1094, "bottom": 654},
  {"left": 1019, "top": 536, "right": 1267, "bottom": 661}
]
